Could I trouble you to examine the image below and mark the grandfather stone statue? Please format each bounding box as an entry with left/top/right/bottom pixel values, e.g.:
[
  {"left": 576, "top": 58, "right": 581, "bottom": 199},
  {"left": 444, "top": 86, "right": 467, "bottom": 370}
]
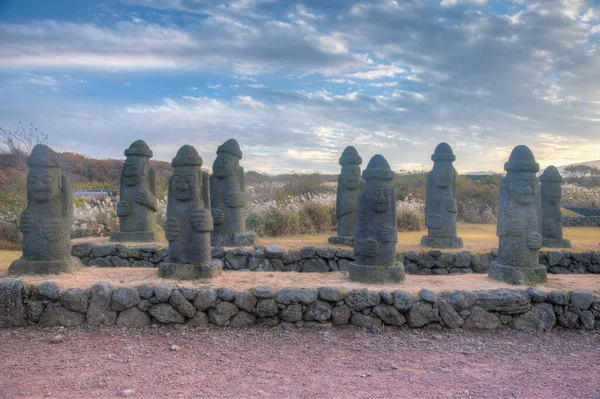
[
  {"left": 540, "top": 166, "right": 571, "bottom": 248},
  {"left": 110, "top": 140, "right": 163, "bottom": 242},
  {"left": 489, "top": 145, "right": 546, "bottom": 285},
  {"left": 349, "top": 154, "right": 405, "bottom": 283},
  {"left": 328, "top": 146, "right": 364, "bottom": 247},
  {"left": 420, "top": 142, "right": 463, "bottom": 248},
  {"left": 9, "top": 144, "right": 81, "bottom": 274},
  {"left": 209, "top": 139, "right": 255, "bottom": 246},
  {"left": 158, "top": 145, "right": 222, "bottom": 279}
]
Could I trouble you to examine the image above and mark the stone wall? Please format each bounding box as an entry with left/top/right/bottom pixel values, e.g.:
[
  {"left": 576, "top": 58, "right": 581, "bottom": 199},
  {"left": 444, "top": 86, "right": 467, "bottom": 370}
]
[
  {"left": 72, "top": 243, "right": 600, "bottom": 274},
  {"left": 1, "top": 279, "right": 598, "bottom": 332},
  {"left": 563, "top": 216, "right": 600, "bottom": 227},
  {"left": 563, "top": 206, "right": 600, "bottom": 217}
]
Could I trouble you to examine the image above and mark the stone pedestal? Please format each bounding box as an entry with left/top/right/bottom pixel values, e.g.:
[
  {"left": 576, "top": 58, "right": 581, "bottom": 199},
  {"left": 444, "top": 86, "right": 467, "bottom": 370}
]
[
  {"left": 158, "top": 260, "right": 223, "bottom": 279},
  {"left": 8, "top": 257, "right": 82, "bottom": 275},
  {"left": 327, "top": 236, "right": 354, "bottom": 247},
  {"left": 488, "top": 261, "right": 547, "bottom": 285},
  {"left": 419, "top": 236, "right": 463, "bottom": 249},
  {"left": 349, "top": 263, "right": 405, "bottom": 284},
  {"left": 542, "top": 238, "right": 571, "bottom": 248},
  {"left": 110, "top": 231, "right": 163, "bottom": 243},
  {"left": 211, "top": 231, "right": 256, "bottom": 247}
]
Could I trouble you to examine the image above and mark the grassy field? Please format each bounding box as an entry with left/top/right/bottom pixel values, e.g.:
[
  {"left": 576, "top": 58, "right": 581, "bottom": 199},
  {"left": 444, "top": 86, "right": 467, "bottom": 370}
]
[
  {"left": 61, "top": 223, "right": 600, "bottom": 251},
  {"left": 256, "top": 224, "right": 599, "bottom": 252}
]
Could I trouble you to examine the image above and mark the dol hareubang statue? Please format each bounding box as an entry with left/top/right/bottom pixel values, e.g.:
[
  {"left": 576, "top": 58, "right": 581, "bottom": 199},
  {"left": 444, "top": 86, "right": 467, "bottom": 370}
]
[
  {"left": 9, "top": 144, "right": 82, "bottom": 274},
  {"left": 328, "top": 146, "right": 364, "bottom": 247},
  {"left": 488, "top": 145, "right": 547, "bottom": 285},
  {"left": 349, "top": 154, "right": 405, "bottom": 283},
  {"left": 209, "top": 139, "right": 255, "bottom": 246},
  {"left": 110, "top": 140, "right": 163, "bottom": 242},
  {"left": 158, "top": 145, "right": 222, "bottom": 279},
  {"left": 420, "top": 142, "right": 463, "bottom": 248},
  {"left": 540, "top": 166, "right": 571, "bottom": 248}
]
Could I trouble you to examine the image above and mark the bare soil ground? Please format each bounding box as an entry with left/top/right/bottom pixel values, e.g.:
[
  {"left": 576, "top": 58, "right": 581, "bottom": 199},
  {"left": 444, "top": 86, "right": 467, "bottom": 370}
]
[
  {"left": 71, "top": 224, "right": 600, "bottom": 252},
  {"left": 0, "top": 326, "right": 599, "bottom": 398},
  {"left": 2, "top": 262, "right": 599, "bottom": 295}
]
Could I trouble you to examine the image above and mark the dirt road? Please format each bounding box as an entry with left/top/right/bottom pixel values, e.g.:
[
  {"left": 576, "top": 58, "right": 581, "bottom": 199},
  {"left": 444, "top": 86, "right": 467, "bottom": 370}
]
[{"left": 1, "top": 326, "right": 599, "bottom": 398}]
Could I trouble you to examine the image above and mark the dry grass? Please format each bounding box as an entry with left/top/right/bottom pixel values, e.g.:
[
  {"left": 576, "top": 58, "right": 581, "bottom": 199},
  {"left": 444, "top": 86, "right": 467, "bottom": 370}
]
[
  {"left": 72, "top": 224, "right": 600, "bottom": 252},
  {"left": 561, "top": 207, "right": 581, "bottom": 217},
  {"left": 1, "top": 262, "right": 599, "bottom": 295}
]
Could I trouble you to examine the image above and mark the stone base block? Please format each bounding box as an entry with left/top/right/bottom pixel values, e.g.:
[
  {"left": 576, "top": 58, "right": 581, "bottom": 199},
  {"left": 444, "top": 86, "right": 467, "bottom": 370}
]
[
  {"left": 8, "top": 257, "right": 82, "bottom": 275},
  {"left": 349, "top": 262, "right": 405, "bottom": 284},
  {"left": 420, "top": 236, "right": 463, "bottom": 249},
  {"left": 110, "top": 230, "right": 164, "bottom": 243},
  {"left": 158, "top": 260, "right": 223, "bottom": 280},
  {"left": 542, "top": 238, "right": 572, "bottom": 248},
  {"left": 211, "top": 232, "right": 256, "bottom": 247},
  {"left": 327, "top": 236, "right": 354, "bottom": 247},
  {"left": 488, "top": 261, "right": 547, "bottom": 285}
]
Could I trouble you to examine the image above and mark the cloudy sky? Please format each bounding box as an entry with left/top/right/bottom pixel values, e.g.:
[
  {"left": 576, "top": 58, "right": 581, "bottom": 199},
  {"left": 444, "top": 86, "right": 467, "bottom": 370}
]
[{"left": 0, "top": 0, "right": 599, "bottom": 174}]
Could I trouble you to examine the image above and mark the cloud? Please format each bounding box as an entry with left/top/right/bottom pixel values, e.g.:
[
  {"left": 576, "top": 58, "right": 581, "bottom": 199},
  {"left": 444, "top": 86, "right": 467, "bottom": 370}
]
[{"left": 0, "top": 0, "right": 599, "bottom": 174}]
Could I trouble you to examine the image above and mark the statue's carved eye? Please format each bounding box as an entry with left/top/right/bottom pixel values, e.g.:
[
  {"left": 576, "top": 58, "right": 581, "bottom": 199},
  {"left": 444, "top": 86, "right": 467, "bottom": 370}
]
[
  {"left": 173, "top": 176, "right": 182, "bottom": 184},
  {"left": 42, "top": 176, "right": 54, "bottom": 184},
  {"left": 184, "top": 176, "right": 194, "bottom": 184}
]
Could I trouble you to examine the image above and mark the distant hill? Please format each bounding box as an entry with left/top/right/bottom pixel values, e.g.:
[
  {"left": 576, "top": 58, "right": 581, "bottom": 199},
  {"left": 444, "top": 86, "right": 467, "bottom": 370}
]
[{"left": 551, "top": 160, "right": 600, "bottom": 175}]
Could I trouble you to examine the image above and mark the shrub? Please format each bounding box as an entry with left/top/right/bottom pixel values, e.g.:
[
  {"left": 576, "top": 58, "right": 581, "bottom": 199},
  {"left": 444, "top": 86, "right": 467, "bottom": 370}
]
[
  {"left": 396, "top": 195, "right": 425, "bottom": 231},
  {"left": 0, "top": 221, "right": 21, "bottom": 250},
  {"left": 397, "top": 209, "right": 425, "bottom": 232},
  {"left": 245, "top": 213, "right": 265, "bottom": 235},
  {"left": 72, "top": 196, "right": 119, "bottom": 238},
  {"left": 261, "top": 206, "right": 300, "bottom": 236},
  {"left": 300, "top": 202, "right": 335, "bottom": 234}
]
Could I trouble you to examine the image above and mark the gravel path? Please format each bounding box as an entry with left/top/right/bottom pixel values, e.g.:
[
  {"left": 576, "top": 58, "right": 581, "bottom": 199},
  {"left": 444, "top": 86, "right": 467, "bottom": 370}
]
[{"left": 1, "top": 326, "right": 599, "bottom": 398}]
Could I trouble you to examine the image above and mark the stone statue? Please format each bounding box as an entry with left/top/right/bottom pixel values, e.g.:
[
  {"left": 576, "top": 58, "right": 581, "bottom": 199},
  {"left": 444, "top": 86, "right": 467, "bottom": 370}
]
[
  {"left": 420, "top": 142, "right": 463, "bottom": 248},
  {"left": 540, "top": 166, "right": 571, "bottom": 248},
  {"left": 110, "top": 140, "right": 163, "bottom": 242},
  {"left": 158, "top": 145, "right": 222, "bottom": 279},
  {"left": 489, "top": 145, "right": 546, "bottom": 285},
  {"left": 349, "top": 154, "right": 405, "bottom": 283},
  {"left": 328, "top": 146, "right": 364, "bottom": 247},
  {"left": 209, "top": 139, "right": 255, "bottom": 246},
  {"left": 9, "top": 144, "right": 82, "bottom": 274}
]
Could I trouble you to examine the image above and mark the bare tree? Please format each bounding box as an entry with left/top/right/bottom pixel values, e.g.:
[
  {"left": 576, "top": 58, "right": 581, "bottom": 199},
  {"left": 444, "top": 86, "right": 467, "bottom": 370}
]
[{"left": 0, "top": 121, "right": 49, "bottom": 173}]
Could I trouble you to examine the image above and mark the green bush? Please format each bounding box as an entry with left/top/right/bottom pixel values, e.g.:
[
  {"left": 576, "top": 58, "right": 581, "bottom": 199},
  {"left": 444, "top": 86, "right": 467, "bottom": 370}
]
[
  {"left": 245, "top": 213, "right": 265, "bottom": 235},
  {"left": 261, "top": 206, "right": 300, "bottom": 236},
  {"left": 397, "top": 209, "right": 425, "bottom": 232},
  {"left": 300, "top": 202, "right": 335, "bottom": 234},
  {"left": 0, "top": 221, "right": 21, "bottom": 250}
]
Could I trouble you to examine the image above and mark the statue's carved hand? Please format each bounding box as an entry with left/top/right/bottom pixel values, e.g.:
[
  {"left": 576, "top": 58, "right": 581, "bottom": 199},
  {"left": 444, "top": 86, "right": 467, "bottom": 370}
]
[
  {"left": 20, "top": 210, "right": 35, "bottom": 233},
  {"left": 340, "top": 199, "right": 357, "bottom": 217},
  {"left": 212, "top": 208, "right": 225, "bottom": 225},
  {"left": 192, "top": 209, "right": 212, "bottom": 232},
  {"left": 43, "top": 219, "right": 61, "bottom": 242},
  {"left": 224, "top": 192, "right": 244, "bottom": 208},
  {"left": 445, "top": 198, "right": 456, "bottom": 213},
  {"left": 378, "top": 225, "right": 396, "bottom": 243},
  {"left": 360, "top": 238, "right": 379, "bottom": 257},
  {"left": 528, "top": 231, "right": 542, "bottom": 250},
  {"left": 117, "top": 201, "right": 130, "bottom": 217},
  {"left": 427, "top": 214, "right": 442, "bottom": 229},
  {"left": 166, "top": 217, "right": 180, "bottom": 241},
  {"left": 134, "top": 189, "right": 154, "bottom": 208},
  {"left": 509, "top": 218, "right": 526, "bottom": 236}
]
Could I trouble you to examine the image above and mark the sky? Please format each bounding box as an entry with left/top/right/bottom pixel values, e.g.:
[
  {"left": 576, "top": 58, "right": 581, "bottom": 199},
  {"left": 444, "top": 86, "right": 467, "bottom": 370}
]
[{"left": 0, "top": 0, "right": 599, "bottom": 174}]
